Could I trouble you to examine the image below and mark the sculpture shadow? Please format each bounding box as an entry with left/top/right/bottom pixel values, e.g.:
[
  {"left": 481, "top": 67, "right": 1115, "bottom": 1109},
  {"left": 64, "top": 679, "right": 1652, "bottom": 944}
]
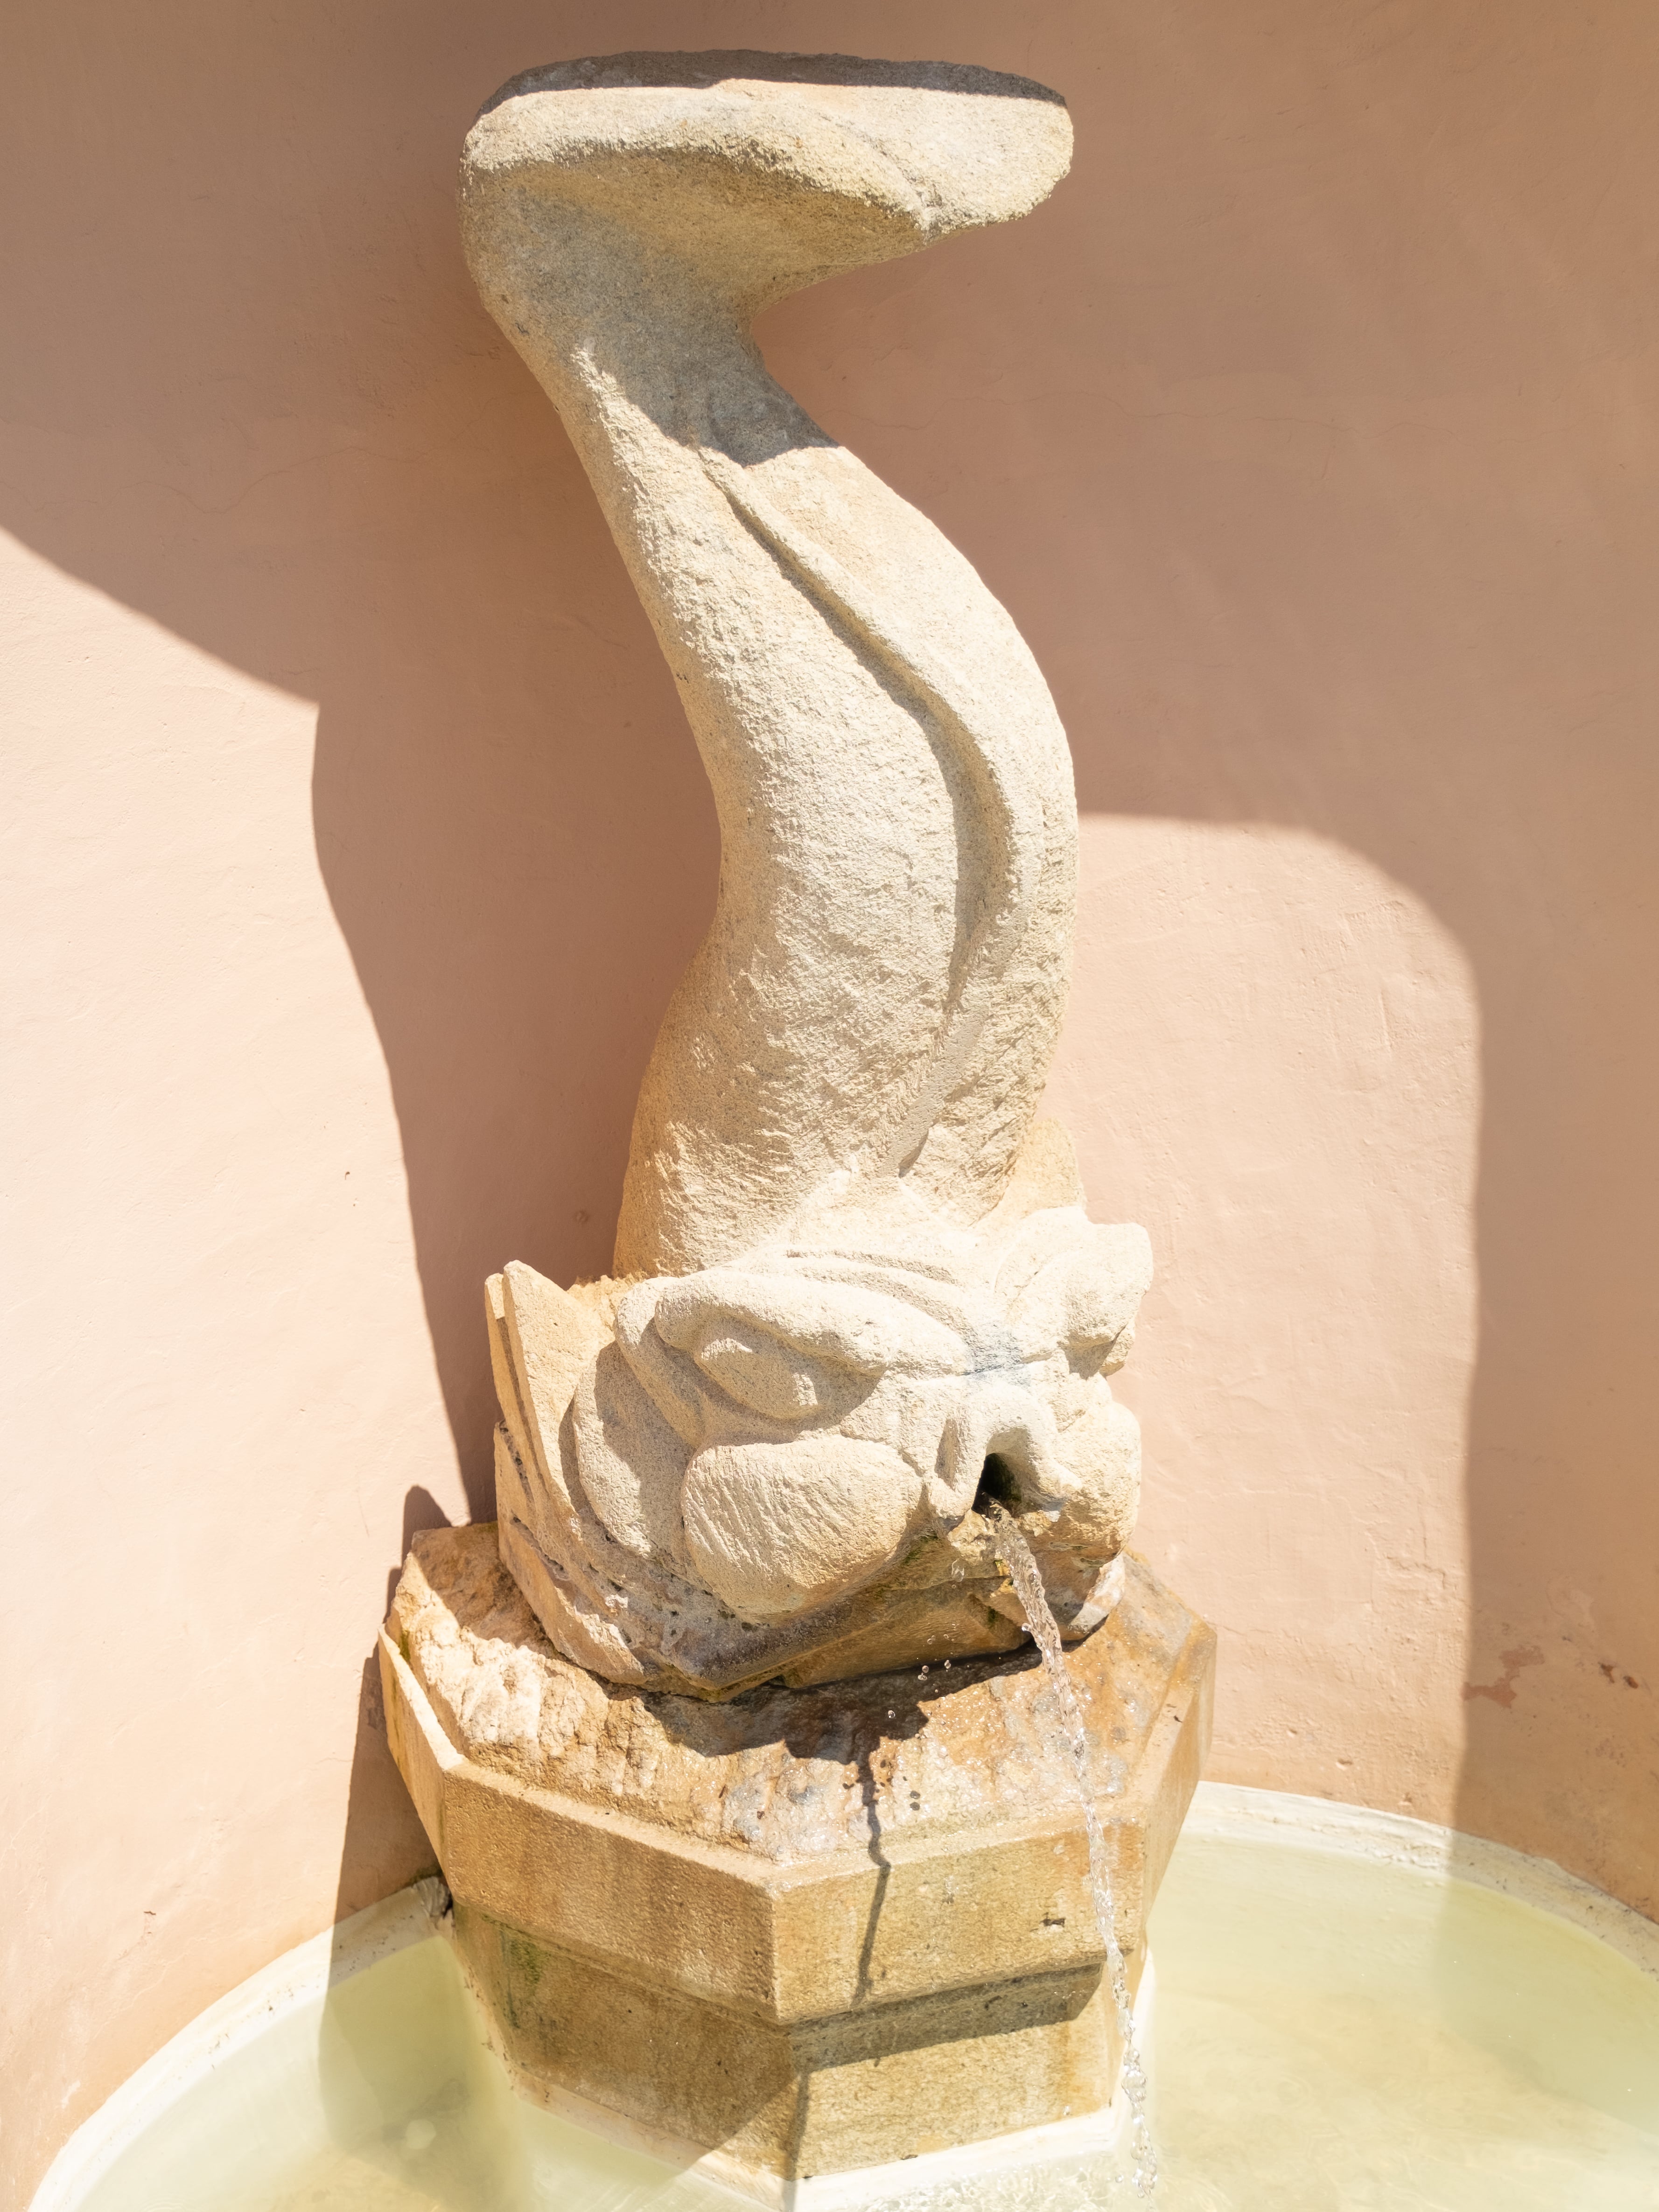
[
  {"left": 332, "top": 1484, "right": 461, "bottom": 1925},
  {"left": 1, "top": 0, "right": 719, "bottom": 1522}
]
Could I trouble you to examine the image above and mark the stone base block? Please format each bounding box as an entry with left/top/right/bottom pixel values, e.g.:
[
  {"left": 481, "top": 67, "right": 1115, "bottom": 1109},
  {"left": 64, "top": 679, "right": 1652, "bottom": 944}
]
[
  {"left": 455, "top": 1901, "right": 1141, "bottom": 2184},
  {"left": 380, "top": 1524, "right": 1212, "bottom": 2183}
]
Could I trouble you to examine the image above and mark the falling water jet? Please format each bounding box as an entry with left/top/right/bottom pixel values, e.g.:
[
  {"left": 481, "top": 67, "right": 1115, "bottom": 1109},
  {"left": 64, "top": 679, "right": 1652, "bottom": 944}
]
[{"left": 987, "top": 1500, "right": 1158, "bottom": 2199}]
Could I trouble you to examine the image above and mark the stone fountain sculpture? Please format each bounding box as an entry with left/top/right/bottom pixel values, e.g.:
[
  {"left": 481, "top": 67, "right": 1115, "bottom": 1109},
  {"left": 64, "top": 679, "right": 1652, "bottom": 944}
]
[
  {"left": 382, "top": 52, "right": 1213, "bottom": 2197},
  {"left": 472, "top": 51, "right": 1149, "bottom": 1697}
]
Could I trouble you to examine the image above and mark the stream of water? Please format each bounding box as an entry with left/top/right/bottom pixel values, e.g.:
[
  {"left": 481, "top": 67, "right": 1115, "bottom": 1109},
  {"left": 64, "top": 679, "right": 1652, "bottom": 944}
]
[{"left": 985, "top": 1506, "right": 1157, "bottom": 2199}]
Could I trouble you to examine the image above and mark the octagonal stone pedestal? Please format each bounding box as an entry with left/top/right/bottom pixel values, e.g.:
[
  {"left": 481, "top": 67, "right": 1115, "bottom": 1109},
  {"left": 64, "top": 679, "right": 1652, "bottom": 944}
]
[{"left": 380, "top": 1526, "right": 1213, "bottom": 2197}]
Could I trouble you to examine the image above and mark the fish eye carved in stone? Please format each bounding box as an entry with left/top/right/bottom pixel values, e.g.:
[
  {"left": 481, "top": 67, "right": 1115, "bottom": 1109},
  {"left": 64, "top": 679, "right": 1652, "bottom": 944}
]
[{"left": 686, "top": 1324, "right": 841, "bottom": 1425}]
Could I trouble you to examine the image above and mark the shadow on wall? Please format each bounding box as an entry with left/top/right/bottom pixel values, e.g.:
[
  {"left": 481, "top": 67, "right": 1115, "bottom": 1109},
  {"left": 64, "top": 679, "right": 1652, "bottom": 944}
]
[
  {"left": 4, "top": 0, "right": 1657, "bottom": 1928},
  {"left": 335, "top": 1487, "right": 455, "bottom": 1925},
  {"left": 1, "top": 1, "right": 721, "bottom": 1521}
]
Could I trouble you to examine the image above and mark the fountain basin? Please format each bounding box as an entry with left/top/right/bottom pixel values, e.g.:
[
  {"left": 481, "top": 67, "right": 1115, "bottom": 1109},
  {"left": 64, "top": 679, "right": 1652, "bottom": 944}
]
[{"left": 36, "top": 1785, "right": 1659, "bottom": 2212}]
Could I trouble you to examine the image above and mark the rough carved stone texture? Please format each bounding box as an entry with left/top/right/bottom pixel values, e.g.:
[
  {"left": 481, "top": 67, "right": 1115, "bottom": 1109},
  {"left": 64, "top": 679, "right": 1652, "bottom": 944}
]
[
  {"left": 381, "top": 1525, "right": 1214, "bottom": 2176},
  {"left": 460, "top": 54, "right": 1154, "bottom": 1690},
  {"left": 392, "top": 1524, "right": 1205, "bottom": 1863}
]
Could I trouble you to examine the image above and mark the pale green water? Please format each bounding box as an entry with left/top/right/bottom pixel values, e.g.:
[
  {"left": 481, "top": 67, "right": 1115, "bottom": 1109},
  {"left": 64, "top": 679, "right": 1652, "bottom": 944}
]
[
  {"left": 1148, "top": 1836, "right": 1659, "bottom": 2211},
  {"left": 76, "top": 1832, "right": 1659, "bottom": 2212}
]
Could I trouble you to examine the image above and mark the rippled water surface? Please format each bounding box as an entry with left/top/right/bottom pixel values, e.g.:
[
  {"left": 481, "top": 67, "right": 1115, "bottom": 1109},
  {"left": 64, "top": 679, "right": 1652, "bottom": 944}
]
[{"left": 77, "top": 1828, "right": 1659, "bottom": 2212}]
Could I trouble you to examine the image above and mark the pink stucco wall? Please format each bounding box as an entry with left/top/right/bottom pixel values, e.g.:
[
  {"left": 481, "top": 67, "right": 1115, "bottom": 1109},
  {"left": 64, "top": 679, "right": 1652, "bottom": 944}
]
[{"left": 6, "top": 2, "right": 1657, "bottom": 2201}]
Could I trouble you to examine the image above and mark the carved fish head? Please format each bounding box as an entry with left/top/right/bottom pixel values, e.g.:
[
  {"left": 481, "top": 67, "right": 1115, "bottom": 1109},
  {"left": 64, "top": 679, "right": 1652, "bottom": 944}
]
[{"left": 570, "top": 1178, "right": 1152, "bottom": 1621}]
